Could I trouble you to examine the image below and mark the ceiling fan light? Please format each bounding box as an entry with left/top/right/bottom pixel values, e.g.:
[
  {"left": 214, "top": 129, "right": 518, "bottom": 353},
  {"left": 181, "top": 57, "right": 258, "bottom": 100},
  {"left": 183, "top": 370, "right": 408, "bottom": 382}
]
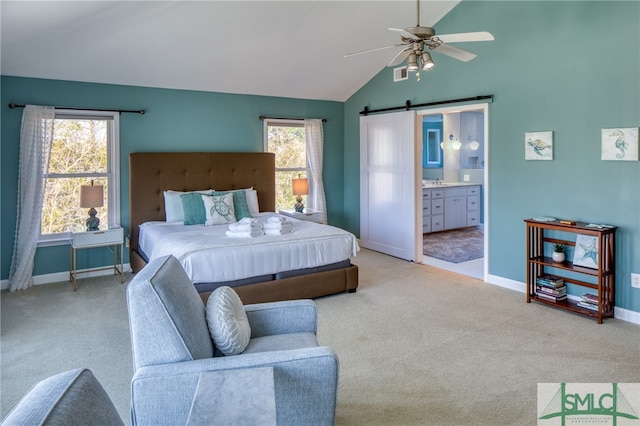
[
  {"left": 407, "top": 53, "right": 418, "bottom": 72},
  {"left": 421, "top": 52, "right": 435, "bottom": 70}
]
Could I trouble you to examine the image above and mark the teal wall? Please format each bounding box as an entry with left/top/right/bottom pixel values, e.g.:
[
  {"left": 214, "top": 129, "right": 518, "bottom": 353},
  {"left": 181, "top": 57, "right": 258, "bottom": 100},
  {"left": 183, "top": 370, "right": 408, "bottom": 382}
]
[
  {"left": 1, "top": 77, "right": 344, "bottom": 278},
  {"left": 343, "top": 1, "right": 640, "bottom": 312}
]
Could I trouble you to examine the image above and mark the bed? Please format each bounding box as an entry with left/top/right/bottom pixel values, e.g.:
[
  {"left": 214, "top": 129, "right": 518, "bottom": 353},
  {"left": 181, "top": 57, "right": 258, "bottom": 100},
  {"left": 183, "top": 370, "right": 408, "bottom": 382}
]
[{"left": 129, "top": 152, "right": 359, "bottom": 304}]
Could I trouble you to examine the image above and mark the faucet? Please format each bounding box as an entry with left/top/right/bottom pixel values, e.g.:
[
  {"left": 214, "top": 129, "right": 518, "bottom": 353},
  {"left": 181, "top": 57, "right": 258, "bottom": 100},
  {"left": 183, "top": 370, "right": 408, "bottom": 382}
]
[{"left": 435, "top": 178, "right": 440, "bottom": 185}]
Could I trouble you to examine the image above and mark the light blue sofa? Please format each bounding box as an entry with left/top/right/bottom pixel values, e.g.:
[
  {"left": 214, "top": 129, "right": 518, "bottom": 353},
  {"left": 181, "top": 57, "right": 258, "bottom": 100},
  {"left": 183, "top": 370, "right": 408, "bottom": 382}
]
[
  {"left": 126, "top": 255, "right": 340, "bottom": 426},
  {"left": 0, "top": 368, "right": 124, "bottom": 425}
]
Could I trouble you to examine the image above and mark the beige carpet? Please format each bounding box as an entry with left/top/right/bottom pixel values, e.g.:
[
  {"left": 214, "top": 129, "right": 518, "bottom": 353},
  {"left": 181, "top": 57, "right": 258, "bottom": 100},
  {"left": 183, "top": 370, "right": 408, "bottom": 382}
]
[{"left": 2, "top": 249, "right": 639, "bottom": 425}]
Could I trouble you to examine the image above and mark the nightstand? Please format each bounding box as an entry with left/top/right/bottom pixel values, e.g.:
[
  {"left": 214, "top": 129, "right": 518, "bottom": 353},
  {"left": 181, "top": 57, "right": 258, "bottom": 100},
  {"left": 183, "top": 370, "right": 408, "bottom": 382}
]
[
  {"left": 69, "top": 226, "right": 124, "bottom": 291},
  {"left": 279, "top": 208, "right": 324, "bottom": 224}
]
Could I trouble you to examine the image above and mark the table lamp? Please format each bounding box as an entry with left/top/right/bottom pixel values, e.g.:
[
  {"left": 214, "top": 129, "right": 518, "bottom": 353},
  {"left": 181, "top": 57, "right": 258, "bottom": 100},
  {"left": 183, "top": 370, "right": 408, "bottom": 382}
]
[
  {"left": 292, "top": 177, "right": 308, "bottom": 213},
  {"left": 80, "top": 181, "right": 104, "bottom": 231}
]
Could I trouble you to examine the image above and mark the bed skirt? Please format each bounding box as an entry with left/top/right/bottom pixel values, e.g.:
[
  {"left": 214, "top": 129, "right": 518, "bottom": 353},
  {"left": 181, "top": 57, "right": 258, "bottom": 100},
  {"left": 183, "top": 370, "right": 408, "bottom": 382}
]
[{"left": 130, "top": 249, "right": 358, "bottom": 304}]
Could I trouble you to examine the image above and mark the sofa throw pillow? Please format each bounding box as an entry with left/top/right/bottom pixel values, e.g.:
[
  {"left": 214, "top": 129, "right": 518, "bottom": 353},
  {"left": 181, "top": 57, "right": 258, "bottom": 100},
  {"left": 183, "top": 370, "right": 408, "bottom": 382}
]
[
  {"left": 212, "top": 189, "right": 252, "bottom": 220},
  {"left": 165, "top": 190, "right": 212, "bottom": 222},
  {"left": 205, "top": 286, "right": 251, "bottom": 355},
  {"left": 202, "top": 193, "right": 236, "bottom": 226},
  {"left": 180, "top": 192, "right": 208, "bottom": 225}
]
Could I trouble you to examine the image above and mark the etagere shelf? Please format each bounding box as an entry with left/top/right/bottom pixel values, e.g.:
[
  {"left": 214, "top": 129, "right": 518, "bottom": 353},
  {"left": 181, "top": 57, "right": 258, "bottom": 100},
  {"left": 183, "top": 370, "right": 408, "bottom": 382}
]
[{"left": 524, "top": 219, "right": 616, "bottom": 324}]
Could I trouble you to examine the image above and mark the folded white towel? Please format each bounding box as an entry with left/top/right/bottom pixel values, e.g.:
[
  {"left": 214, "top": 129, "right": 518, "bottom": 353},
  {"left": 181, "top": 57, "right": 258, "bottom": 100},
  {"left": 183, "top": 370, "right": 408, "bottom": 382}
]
[
  {"left": 229, "top": 222, "right": 263, "bottom": 232},
  {"left": 225, "top": 230, "right": 264, "bottom": 238},
  {"left": 239, "top": 217, "right": 257, "bottom": 224},
  {"left": 264, "top": 228, "right": 292, "bottom": 236},
  {"left": 263, "top": 221, "right": 293, "bottom": 230},
  {"left": 267, "top": 216, "right": 286, "bottom": 224}
]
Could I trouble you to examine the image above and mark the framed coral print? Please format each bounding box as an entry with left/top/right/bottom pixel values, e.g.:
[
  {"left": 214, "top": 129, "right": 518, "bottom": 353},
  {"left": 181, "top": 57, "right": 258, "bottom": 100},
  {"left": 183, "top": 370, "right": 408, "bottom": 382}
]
[
  {"left": 601, "top": 127, "right": 639, "bottom": 161},
  {"left": 525, "top": 131, "right": 553, "bottom": 160}
]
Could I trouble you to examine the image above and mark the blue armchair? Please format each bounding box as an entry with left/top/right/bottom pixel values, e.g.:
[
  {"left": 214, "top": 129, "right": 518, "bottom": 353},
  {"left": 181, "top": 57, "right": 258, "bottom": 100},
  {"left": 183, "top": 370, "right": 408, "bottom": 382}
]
[{"left": 126, "top": 255, "right": 339, "bottom": 426}]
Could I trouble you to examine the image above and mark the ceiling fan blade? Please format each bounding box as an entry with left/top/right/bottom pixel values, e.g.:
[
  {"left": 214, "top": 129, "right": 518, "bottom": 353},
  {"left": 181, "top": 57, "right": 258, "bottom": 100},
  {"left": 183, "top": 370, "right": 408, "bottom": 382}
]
[
  {"left": 389, "top": 27, "right": 420, "bottom": 41},
  {"left": 432, "top": 43, "right": 477, "bottom": 62},
  {"left": 344, "top": 44, "right": 404, "bottom": 58},
  {"left": 437, "top": 31, "right": 495, "bottom": 43},
  {"left": 387, "top": 48, "right": 412, "bottom": 67}
]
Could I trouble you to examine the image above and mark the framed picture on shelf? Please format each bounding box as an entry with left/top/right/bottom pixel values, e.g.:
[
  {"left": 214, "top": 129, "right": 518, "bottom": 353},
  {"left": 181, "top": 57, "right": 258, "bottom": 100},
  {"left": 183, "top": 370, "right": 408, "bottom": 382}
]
[
  {"left": 601, "top": 127, "right": 639, "bottom": 161},
  {"left": 573, "top": 234, "right": 599, "bottom": 269},
  {"left": 525, "top": 131, "right": 553, "bottom": 160}
]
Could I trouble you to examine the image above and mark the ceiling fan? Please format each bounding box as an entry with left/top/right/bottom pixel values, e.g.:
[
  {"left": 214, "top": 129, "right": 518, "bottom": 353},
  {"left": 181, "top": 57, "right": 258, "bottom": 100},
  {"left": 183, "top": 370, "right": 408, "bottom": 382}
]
[{"left": 344, "top": 0, "right": 494, "bottom": 74}]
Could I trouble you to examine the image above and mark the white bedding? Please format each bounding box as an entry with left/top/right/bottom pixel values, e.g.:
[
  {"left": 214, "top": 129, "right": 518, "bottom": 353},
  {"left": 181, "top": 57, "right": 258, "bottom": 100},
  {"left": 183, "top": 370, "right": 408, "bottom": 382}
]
[{"left": 139, "top": 213, "right": 359, "bottom": 283}]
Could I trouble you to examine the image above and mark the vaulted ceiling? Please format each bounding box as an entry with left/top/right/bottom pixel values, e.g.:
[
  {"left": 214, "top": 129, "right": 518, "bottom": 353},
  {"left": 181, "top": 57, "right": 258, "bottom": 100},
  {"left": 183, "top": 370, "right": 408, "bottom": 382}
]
[{"left": 1, "top": 1, "right": 458, "bottom": 102}]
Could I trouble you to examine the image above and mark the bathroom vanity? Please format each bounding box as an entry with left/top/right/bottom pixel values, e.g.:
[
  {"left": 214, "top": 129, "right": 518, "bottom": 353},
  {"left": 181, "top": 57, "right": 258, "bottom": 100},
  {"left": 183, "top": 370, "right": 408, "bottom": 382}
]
[{"left": 422, "top": 183, "right": 480, "bottom": 234}]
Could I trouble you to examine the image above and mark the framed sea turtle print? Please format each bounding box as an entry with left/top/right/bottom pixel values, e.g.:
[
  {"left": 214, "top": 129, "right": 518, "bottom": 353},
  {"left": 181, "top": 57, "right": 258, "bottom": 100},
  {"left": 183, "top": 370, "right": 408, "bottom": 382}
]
[
  {"left": 601, "top": 127, "right": 639, "bottom": 161},
  {"left": 525, "top": 131, "right": 553, "bottom": 160}
]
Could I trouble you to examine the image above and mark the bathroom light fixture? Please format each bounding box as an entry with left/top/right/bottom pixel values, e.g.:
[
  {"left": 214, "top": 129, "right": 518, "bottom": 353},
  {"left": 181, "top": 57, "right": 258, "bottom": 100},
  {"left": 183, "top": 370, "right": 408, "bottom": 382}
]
[
  {"left": 469, "top": 140, "right": 480, "bottom": 150},
  {"left": 449, "top": 134, "right": 462, "bottom": 150}
]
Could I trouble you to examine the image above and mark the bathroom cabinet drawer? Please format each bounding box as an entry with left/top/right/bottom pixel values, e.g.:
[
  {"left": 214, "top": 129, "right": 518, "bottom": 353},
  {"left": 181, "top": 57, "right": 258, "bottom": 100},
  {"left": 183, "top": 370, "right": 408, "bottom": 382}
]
[
  {"left": 431, "top": 199, "right": 444, "bottom": 214},
  {"left": 444, "top": 187, "right": 466, "bottom": 198},
  {"left": 431, "top": 215, "right": 444, "bottom": 232},
  {"left": 431, "top": 190, "right": 444, "bottom": 199},
  {"left": 467, "top": 211, "right": 479, "bottom": 226},
  {"left": 467, "top": 195, "right": 479, "bottom": 211},
  {"left": 422, "top": 222, "right": 431, "bottom": 233},
  {"left": 467, "top": 186, "right": 480, "bottom": 196}
]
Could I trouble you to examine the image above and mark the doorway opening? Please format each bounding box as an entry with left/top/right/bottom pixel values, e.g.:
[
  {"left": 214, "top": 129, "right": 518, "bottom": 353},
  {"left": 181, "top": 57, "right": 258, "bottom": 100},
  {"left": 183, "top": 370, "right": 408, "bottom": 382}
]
[{"left": 417, "top": 103, "right": 489, "bottom": 281}]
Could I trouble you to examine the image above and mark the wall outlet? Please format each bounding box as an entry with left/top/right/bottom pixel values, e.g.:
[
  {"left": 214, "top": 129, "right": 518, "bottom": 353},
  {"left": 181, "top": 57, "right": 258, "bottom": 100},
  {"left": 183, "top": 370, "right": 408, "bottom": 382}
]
[
  {"left": 632, "top": 273, "right": 640, "bottom": 289},
  {"left": 126, "top": 237, "right": 130, "bottom": 248},
  {"left": 463, "top": 174, "right": 470, "bottom": 182}
]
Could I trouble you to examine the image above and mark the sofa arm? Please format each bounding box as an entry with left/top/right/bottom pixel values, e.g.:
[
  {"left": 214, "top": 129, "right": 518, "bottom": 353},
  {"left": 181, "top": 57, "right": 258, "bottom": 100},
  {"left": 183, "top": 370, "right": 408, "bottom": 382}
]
[
  {"left": 244, "top": 299, "right": 317, "bottom": 337},
  {"left": 131, "top": 347, "right": 339, "bottom": 426}
]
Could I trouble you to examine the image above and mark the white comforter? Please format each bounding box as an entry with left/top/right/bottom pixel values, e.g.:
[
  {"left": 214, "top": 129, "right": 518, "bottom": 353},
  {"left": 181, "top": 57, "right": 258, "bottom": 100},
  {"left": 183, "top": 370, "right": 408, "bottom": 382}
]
[{"left": 139, "top": 213, "right": 359, "bottom": 283}]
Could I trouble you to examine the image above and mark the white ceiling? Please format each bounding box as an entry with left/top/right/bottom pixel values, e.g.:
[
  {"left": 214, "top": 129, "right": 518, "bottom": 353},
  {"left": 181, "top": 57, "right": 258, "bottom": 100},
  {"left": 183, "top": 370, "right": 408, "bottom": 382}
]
[{"left": 1, "top": 1, "right": 459, "bottom": 102}]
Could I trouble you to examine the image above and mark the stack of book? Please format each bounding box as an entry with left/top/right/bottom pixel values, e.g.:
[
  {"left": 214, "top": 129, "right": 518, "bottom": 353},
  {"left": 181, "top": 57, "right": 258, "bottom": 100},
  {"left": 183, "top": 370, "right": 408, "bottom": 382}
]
[
  {"left": 535, "top": 274, "right": 567, "bottom": 302},
  {"left": 577, "top": 293, "right": 599, "bottom": 311}
]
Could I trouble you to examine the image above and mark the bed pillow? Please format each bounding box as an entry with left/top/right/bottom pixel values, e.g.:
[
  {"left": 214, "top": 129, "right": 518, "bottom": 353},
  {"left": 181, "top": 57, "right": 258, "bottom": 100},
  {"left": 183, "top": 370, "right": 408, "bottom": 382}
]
[
  {"left": 205, "top": 286, "right": 250, "bottom": 356},
  {"left": 245, "top": 189, "right": 260, "bottom": 215},
  {"left": 212, "top": 190, "right": 252, "bottom": 220},
  {"left": 180, "top": 192, "right": 208, "bottom": 225},
  {"left": 202, "top": 193, "right": 236, "bottom": 225},
  {"left": 165, "top": 190, "right": 212, "bottom": 222}
]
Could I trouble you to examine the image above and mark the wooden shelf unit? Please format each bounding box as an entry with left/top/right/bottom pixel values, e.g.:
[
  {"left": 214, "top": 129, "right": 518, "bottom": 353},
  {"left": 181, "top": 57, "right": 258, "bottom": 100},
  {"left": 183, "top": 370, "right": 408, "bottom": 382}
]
[{"left": 524, "top": 219, "right": 616, "bottom": 324}]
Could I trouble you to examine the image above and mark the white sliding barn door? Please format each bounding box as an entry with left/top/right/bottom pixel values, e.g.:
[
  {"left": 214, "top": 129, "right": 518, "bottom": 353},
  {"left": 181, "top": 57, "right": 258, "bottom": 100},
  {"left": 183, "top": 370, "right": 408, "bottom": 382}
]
[{"left": 360, "top": 111, "right": 420, "bottom": 261}]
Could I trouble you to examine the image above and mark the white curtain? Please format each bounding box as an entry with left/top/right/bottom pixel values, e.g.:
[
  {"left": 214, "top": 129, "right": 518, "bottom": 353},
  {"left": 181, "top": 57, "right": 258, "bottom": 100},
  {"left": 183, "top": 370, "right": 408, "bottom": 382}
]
[
  {"left": 9, "top": 105, "right": 55, "bottom": 292},
  {"left": 304, "top": 119, "right": 327, "bottom": 223}
]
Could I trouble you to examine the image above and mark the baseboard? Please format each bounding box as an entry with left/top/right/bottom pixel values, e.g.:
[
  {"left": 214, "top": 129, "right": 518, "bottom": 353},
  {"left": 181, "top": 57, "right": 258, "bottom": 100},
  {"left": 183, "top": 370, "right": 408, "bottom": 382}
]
[
  {"left": 1, "top": 264, "right": 131, "bottom": 291},
  {"left": 486, "top": 274, "right": 640, "bottom": 325}
]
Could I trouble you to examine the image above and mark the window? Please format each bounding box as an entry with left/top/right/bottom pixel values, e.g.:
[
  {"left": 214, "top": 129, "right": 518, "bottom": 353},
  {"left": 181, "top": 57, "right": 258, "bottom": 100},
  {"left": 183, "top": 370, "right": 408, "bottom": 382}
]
[
  {"left": 264, "top": 120, "right": 308, "bottom": 212},
  {"left": 40, "top": 110, "right": 119, "bottom": 242}
]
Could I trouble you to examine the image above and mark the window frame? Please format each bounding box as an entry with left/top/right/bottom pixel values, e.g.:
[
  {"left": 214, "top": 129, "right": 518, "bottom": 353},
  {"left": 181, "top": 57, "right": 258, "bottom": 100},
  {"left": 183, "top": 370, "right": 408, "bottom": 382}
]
[
  {"left": 38, "top": 109, "right": 120, "bottom": 246},
  {"left": 263, "top": 119, "right": 310, "bottom": 211}
]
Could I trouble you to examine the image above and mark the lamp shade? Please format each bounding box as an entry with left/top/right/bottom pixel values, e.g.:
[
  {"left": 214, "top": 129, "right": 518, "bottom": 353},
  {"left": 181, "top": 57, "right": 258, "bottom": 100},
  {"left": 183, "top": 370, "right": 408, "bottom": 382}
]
[
  {"left": 292, "top": 178, "right": 308, "bottom": 196},
  {"left": 80, "top": 184, "right": 104, "bottom": 208}
]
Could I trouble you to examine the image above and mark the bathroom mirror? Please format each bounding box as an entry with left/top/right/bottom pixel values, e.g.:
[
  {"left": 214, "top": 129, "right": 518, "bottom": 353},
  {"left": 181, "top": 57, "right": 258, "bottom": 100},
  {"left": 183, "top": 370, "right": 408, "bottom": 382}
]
[{"left": 423, "top": 115, "right": 443, "bottom": 168}]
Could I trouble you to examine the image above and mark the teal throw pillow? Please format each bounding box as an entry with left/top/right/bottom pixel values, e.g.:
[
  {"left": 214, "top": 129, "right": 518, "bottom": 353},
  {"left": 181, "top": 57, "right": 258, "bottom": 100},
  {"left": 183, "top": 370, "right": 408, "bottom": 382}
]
[
  {"left": 213, "top": 190, "right": 252, "bottom": 220},
  {"left": 180, "top": 192, "right": 207, "bottom": 225}
]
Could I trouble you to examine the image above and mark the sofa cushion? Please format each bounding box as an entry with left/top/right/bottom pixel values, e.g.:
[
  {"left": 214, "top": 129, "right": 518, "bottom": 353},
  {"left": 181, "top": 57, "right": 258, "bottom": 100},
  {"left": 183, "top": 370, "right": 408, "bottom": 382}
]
[
  {"left": 206, "top": 286, "right": 251, "bottom": 355},
  {"left": 0, "top": 368, "right": 123, "bottom": 426},
  {"left": 243, "top": 332, "right": 319, "bottom": 354},
  {"left": 126, "top": 255, "right": 214, "bottom": 369}
]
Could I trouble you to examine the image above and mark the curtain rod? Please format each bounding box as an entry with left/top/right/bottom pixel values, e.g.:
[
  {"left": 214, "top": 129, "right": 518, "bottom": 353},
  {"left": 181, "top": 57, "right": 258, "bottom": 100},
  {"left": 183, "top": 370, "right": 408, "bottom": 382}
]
[
  {"left": 8, "top": 103, "right": 145, "bottom": 115},
  {"left": 360, "top": 95, "right": 493, "bottom": 116},
  {"left": 259, "top": 115, "right": 326, "bottom": 123}
]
